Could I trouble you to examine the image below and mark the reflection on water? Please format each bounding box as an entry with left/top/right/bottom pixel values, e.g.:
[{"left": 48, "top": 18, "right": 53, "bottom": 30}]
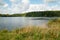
[{"left": 0, "top": 17, "right": 57, "bottom": 30}]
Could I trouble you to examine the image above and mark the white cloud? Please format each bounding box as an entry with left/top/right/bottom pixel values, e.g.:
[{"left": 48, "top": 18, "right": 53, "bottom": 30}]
[
  {"left": 23, "top": 4, "right": 60, "bottom": 13},
  {"left": 22, "top": 0, "right": 29, "bottom": 3},
  {"left": 44, "top": 0, "right": 58, "bottom": 3},
  {"left": 0, "top": 0, "right": 2, "bottom": 2},
  {"left": 0, "top": 0, "right": 60, "bottom": 14},
  {"left": 10, "top": 0, "right": 21, "bottom": 3},
  {"left": 3, "top": 3, "right": 8, "bottom": 7},
  {"left": 0, "top": 0, "right": 30, "bottom": 14},
  {"left": 0, "top": 0, "right": 4, "bottom": 6},
  {"left": 27, "top": 4, "right": 48, "bottom": 12},
  {"left": 47, "top": 5, "right": 60, "bottom": 10},
  {"left": 10, "top": 0, "right": 30, "bottom": 13}
]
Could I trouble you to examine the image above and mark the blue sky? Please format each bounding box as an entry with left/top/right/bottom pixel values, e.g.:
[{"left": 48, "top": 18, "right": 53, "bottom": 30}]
[
  {"left": 3, "top": 0, "right": 57, "bottom": 5},
  {"left": 4, "top": 0, "right": 43, "bottom": 4},
  {"left": 0, "top": 0, "right": 60, "bottom": 14},
  {"left": 30, "top": 0, "right": 43, "bottom": 4}
]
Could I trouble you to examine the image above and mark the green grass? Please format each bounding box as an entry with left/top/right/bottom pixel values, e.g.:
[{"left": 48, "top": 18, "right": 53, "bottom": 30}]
[{"left": 0, "top": 19, "right": 60, "bottom": 40}]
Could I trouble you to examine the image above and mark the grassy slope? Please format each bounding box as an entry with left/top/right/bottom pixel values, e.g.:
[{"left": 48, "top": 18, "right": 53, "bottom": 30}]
[{"left": 0, "top": 19, "right": 60, "bottom": 40}]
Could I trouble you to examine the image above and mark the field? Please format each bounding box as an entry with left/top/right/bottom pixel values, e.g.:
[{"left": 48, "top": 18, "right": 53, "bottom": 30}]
[{"left": 0, "top": 18, "right": 60, "bottom": 40}]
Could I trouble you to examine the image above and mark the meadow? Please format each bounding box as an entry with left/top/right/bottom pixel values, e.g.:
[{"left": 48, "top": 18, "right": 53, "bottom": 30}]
[{"left": 0, "top": 18, "right": 60, "bottom": 40}]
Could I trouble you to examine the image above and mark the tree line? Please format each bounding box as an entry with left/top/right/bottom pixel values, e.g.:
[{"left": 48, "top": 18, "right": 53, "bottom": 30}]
[{"left": 0, "top": 11, "right": 60, "bottom": 17}]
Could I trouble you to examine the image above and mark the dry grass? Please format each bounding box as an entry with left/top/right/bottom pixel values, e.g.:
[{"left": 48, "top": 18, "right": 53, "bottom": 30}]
[
  {"left": 0, "top": 26, "right": 60, "bottom": 40},
  {"left": 0, "top": 18, "right": 60, "bottom": 40}
]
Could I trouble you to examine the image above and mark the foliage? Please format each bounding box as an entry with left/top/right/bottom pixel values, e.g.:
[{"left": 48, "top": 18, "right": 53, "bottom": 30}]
[{"left": 0, "top": 11, "right": 60, "bottom": 17}]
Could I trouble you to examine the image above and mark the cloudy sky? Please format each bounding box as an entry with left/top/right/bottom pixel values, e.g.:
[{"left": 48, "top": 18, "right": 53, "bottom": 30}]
[{"left": 0, "top": 0, "right": 60, "bottom": 14}]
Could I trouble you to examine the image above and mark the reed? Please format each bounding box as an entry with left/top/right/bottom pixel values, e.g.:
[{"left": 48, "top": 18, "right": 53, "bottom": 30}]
[{"left": 0, "top": 18, "right": 60, "bottom": 40}]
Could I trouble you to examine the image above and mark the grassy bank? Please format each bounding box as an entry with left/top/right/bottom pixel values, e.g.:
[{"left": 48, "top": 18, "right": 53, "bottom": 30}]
[{"left": 0, "top": 19, "right": 60, "bottom": 40}]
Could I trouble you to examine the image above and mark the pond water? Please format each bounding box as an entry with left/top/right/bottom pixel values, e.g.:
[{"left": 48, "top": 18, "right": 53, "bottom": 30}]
[{"left": 0, "top": 17, "right": 57, "bottom": 30}]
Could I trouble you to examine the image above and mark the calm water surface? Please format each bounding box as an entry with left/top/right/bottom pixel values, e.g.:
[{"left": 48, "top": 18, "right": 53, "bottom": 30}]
[{"left": 0, "top": 17, "right": 57, "bottom": 30}]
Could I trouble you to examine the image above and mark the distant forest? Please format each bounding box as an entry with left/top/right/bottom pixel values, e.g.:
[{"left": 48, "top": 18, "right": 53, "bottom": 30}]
[{"left": 0, "top": 11, "right": 60, "bottom": 17}]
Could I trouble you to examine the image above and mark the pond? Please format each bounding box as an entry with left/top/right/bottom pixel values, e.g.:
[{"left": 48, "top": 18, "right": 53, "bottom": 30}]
[{"left": 0, "top": 17, "right": 57, "bottom": 30}]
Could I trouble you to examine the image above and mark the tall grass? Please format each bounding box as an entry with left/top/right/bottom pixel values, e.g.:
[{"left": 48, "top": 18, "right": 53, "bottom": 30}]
[{"left": 0, "top": 18, "right": 60, "bottom": 40}]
